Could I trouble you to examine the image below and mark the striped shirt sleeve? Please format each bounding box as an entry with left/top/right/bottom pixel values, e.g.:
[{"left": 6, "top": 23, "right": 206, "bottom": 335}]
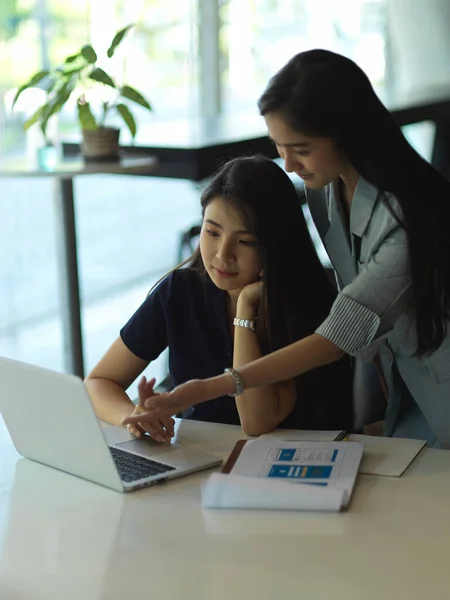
[
  {"left": 315, "top": 223, "right": 412, "bottom": 361},
  {"left": 316, "top": 294, "right": 381, "bottom": 360}
]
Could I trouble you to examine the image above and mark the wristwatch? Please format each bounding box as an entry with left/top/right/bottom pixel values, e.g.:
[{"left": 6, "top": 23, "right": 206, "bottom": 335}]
[{"left": 233, "top": 317, "right": 256, "bottom": 332}]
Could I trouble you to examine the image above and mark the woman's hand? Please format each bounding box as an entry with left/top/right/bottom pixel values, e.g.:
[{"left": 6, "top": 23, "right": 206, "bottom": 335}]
[
  {"left": 122, "top": 376, "right": 233, "bottom": 425},
  {"left": 237, "top": 280, "right": 263, "bottom": 310},
  {"left": 125, "top": 376, "right": 175, "bottom": 443}
]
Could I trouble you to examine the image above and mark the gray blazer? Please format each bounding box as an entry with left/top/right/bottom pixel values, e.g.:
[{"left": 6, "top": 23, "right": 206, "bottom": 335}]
[{"left": 307, "top": 177, "right": 450, "bottom": 448}]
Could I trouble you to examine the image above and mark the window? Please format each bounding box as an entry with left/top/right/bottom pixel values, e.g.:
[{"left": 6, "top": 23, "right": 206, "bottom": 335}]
[
  {"left": 1, "top": 0, "right": 200, "bottom": 397},
  {"left": 219, "top": 0, "right": 388, "bottom": 114}
]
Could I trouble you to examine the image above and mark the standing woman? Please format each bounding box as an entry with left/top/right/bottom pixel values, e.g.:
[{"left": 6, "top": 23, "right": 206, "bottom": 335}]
[{"left": 126, "top": 49, "right": 450, "bottom": 448}]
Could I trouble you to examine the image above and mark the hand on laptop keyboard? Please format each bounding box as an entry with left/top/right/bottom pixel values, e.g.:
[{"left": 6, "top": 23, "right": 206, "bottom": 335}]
[{"left": 126, "top": 376, "right": 175, "bottom": 443}]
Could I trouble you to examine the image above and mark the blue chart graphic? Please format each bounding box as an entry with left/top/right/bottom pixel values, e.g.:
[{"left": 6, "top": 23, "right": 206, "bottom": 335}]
[
  {"left": 277, "top": 449, "right": 296, "bottom": 461},
  {"left": 275, "top": 448, "right": 339, "bottom": 463},
  {"left": 268, "top": 465, "right": 333, "bottom": 480}
]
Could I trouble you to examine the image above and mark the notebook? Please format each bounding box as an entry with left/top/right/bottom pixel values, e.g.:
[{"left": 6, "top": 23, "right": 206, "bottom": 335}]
[{"left": 202, "top": 438, "right": 364, "bottom": 512}]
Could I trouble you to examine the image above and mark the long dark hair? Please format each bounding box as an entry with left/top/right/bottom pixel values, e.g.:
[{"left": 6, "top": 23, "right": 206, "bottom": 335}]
[
  {"left": 185, "top": 155, "right": 336, "bottom": 356},
  {"left": 258, "top": 49, "right": 450, "bottom": 356}
]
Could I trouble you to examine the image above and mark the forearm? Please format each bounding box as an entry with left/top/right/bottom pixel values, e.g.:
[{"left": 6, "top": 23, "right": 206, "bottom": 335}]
[
  {"left": 240, "top": 333, "right": 344, "bottom": 387},
  {"left": 129, "top": 334, "right": 346, "bottom": 424},
  {"left": 85, "top": 377, "right": 136, "bottom": 426},
  {"left": 206, "top": 333, "right": 345, "bottom": 398},
  {"left": 233, "top": 304, "right": 290, "bottom": 435}
]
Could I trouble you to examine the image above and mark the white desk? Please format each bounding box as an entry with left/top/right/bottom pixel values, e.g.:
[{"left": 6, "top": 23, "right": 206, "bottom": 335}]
[{"left": 1, "top": 415, "right": 450, "bottom": 600}]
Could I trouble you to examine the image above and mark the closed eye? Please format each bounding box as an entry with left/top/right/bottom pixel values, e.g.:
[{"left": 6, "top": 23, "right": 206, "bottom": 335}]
[
  {"left": 205, "top": 229, "right": 219, "bottom": 238},
  {"left": 239, "top": 239, "right": 258, "bottom": 246},
  {"left": 272, "top": 139, "right": 310, "bottom": 156}
]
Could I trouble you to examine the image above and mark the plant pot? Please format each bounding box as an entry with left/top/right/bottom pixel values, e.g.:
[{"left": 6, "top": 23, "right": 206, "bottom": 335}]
[
  {"left": 81, "top": 127, "right": 120, "bottom": 162},
  {"left": 37, "top": 144, "right": 58, "bottom": 171}
]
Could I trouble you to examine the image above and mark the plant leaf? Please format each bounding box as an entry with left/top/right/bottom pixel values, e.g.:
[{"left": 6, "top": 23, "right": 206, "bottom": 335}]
[
  {"left": 78, "top": 101, "right": 98, "bottom": 130},
  {"left": 81, "top": 44, "right": 97, "bottom": 64},
  {"left": 107, "top": 24, "right": 134, "bottom": 58},
  {"left": 61, "top": 63, "right": 86, "bottom": 77},
  {"left": 65, "top": 53, "right": 80, "bottom": 63},
  {"left": 12, "top": 70, "right": 49, "bottom": 108},
  {"left": 23, "top": 105, "right": 45, "bottom": 130},
  {"left": 45, "top": 75, "right": 59, "bottom": 90},
  {"left": 23, "top": 70, "right": 49, "bottom": 87},
  {"left": 120, "top": 85, "right": 152, "bottom": 110},
  {"left": 89, "top": 67, "right": 115, "bottom": 88},
  {"left": 40, "top": 81, "right": 74, "bottom": 137},
  {"left": 116, "top": 103, "right": 136, "bottom": 138}
]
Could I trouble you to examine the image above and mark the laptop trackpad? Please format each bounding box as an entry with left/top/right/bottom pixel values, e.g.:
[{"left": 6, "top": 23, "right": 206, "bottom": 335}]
[
  {"left": 116, "top": 437, "right": 180, "bottom": 458},
  {"left": 115, "top": 437, "right": 221, "bottom": 471}
]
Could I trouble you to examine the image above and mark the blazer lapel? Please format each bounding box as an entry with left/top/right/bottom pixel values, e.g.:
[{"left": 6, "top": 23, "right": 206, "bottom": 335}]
[{"left": 307, "top": 182, "right": 356, "bottom": 288}]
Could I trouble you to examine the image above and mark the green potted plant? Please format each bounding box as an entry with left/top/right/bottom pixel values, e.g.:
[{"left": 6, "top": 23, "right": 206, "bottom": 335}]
[{"left": 12, "top": 24, "right": 153, "bottom": 161}]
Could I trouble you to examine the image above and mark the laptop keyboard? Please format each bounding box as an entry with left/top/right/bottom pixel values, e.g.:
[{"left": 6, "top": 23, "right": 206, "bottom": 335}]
[{"left": 109, "top": 447, "right": 176, "bottom": 483}]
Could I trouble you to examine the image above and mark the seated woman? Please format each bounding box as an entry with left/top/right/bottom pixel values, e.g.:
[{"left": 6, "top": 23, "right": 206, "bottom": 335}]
[{"left": 85, "top": 156, "right": 353, "bottom": 441}]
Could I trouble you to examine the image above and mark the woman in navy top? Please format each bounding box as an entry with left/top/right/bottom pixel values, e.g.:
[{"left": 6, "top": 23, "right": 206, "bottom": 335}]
[{"left": 86, "top": 156, "right": 353, "bottom": 441}]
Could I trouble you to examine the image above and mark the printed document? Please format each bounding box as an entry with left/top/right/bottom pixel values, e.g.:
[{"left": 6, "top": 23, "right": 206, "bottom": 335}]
[{"left": 202, "top": 440, "right": 363, "bottom": 512}]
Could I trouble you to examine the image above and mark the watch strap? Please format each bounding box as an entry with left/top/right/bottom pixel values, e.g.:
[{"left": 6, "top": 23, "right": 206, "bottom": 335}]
[{"left": 233, "top": 317, "right": 256, "bottom": 332}]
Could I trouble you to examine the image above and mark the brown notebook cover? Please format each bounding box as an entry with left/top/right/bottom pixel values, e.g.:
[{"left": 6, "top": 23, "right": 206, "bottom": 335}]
[{"left": 221, "top": 439, "right": 249, "bottom": 474}]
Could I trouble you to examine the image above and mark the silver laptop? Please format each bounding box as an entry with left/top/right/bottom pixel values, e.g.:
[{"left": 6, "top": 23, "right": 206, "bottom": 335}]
[{"left": 0, "top": 357, "right": 222, "bottom": 492}]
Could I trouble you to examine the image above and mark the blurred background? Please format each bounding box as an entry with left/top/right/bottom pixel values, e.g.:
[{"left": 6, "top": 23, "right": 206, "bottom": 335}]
[{"left": 0, "top": 0, "right": 448, "bottom": 396}]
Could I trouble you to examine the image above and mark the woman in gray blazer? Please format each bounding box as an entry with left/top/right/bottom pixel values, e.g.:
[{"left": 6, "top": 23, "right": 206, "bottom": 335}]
[{"left": 124, "top": 50, "right": 450, "bottom": 448}]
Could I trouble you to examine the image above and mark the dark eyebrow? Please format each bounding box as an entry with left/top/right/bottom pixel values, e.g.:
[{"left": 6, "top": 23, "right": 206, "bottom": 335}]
[
  {"left": 267, "top": 134, "right": 309, "bottom": 148},
  {"left": 205, "top": 218, "right": 254, "bottom": 236}
]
